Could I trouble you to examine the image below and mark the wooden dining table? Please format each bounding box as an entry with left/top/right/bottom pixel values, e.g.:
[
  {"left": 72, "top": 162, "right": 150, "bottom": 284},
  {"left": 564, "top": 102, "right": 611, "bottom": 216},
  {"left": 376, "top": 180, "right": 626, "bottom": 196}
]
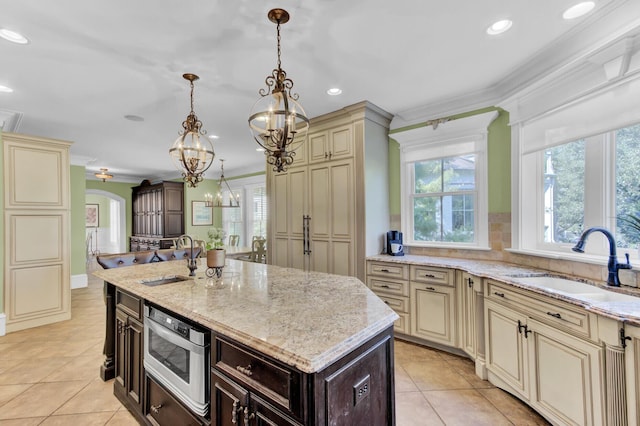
[{"left": 222, "top": 245, "right": 252, "bottom": 259}]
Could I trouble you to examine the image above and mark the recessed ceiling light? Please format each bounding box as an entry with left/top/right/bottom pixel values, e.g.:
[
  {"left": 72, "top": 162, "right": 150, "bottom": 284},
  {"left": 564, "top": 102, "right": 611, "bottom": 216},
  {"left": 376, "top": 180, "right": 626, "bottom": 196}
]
[
  {"left": 124, "top": 114, "right": 144, "bottom": 122},
  {"left": 256, "top": 147, "right": 264, "bottom": 152},
  {"left": 0, "top": 85, "right": 13, "bottom": 93},
  {"left": 0, "top": 28, "right": 29, "bottom": 44},
  {"left": 486, "top": 19, "right": 513, "bottom": 35},
  {"left": 209, "top": 134, "right": 219, "bottom": 139},
  {"left": 562, "top": 1, "right": 595, "bottom": 19},
  {"left": 327, "top": 88, "right": 342, "bottom": 96}
]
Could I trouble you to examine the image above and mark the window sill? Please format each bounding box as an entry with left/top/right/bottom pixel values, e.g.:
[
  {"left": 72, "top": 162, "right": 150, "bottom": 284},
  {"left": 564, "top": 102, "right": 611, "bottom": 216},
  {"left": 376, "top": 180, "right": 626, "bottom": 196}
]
[
  {"left": 505, "top": 247, "right": 640, "bottom": 268},
  {"left": 407, "top": 244, "right": 491, "bottom": 251}
]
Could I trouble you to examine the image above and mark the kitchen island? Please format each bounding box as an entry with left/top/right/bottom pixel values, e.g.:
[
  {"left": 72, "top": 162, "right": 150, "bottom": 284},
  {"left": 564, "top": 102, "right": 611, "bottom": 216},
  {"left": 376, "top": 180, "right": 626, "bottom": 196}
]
[{"left": 95, "top": 258, "right": 398, "bottom": 425}]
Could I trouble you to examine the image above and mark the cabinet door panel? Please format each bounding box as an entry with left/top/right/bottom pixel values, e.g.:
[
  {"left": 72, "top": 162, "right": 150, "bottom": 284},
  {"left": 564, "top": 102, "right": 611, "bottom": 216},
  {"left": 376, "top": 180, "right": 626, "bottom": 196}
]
[
  {"left": 411, "top": 284, "right": 455, "bottom": 346},
  {"left": 528, "top": 318, "right": 604, "bottom": 426},
  {"left": 128, "top": 317, "right": 144, "bottom": 407},
  {"left": 485, "top": 300, "right": 528, "bottom": 398},
  {"left": 311, "top": 240, "right": 330, "bottom": 273},
  {"left": 309, "top": 131, "right": 329, "bottom": 163},
  {"left": 272, "top": 237, "right": 289, "bottom": 268},
  {"left": 211, "top": 370, "right": 248, "bottom": 426},
  {"left": 330, "top": 125, "right": 353, "bottom": 159},
  {"left": 330, "top": 240, "right": 352, "bottom": 276},
  {"left": 330, "top": 162, "right": 353, "bottom": 239},
  {"left": 309, "top": 166, "right": 330, "bottom": 239},
  {"left": 115, "top": 310, "right": 127, "bottom": 389},
  {"left": 272, "top": 173, "right": 289, "bottom": 236},
  {"left": 289, "top": 168, "right": 307, "bottom": 238},
  {"left": 289, "top": 238, "right": 305, "bottom": 271}
]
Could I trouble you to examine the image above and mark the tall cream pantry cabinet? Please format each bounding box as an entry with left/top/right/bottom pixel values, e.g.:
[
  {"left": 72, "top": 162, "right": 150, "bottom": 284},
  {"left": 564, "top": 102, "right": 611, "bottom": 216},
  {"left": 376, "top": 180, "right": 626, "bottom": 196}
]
[
  {"left": 267, "top": 102, "right": 392, "bottom": 281},
  {"left": 2, "top": 133, "right": 72, "bottom": 333}
]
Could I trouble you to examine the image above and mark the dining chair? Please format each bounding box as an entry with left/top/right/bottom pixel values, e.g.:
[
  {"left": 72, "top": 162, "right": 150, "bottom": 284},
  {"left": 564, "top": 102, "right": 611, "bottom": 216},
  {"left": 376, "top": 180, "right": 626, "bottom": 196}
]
[
  {"left": 249, "top": 238, "right": 267, "bottom": 263},
  {"left": 228, "top": 234, "right": 239, "bottom": 247}
]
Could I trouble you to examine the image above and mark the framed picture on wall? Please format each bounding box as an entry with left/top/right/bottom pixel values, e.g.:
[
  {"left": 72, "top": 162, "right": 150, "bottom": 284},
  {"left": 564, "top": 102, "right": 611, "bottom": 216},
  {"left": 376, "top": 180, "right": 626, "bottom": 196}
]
[
  {"left": 86, "top": 204, "right": 99, "bottom": 227},
  {"left": 192, "top": 201, "right": 213, "bottom": 226}
]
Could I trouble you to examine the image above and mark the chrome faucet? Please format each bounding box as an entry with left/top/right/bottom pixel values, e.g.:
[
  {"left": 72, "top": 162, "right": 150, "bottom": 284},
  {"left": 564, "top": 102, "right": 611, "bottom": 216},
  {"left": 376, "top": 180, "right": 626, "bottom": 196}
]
[
  {"left": 179, "top": 234, "right": 198, "bottom": 276},
  {"left": 571, "top": 227, "right": 632, "bottom": 286}
]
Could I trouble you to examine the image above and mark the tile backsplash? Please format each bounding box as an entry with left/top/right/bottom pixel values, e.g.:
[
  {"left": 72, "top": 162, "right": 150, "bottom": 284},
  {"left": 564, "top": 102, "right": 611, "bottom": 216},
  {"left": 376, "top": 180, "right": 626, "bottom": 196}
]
[{"left": 406, "top": 213, "right": 640, "bottom": 289}]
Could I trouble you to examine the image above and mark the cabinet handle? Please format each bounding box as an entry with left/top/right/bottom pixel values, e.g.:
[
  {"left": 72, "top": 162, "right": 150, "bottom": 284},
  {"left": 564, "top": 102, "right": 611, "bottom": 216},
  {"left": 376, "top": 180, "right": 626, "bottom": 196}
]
[
  {"left": 380, "top": 269, "right": 390, "bottom": 273},
  {"left": 424, "top": 274, "right": 436, "bottom": 278},
  {"left": 493, "top": 292, "right": 505, "bottom": 298},
  {"left": 243, "top": 406, "right": 255, "bottom": 426},
  {"left": 518, "top": 320, "right": 526, "bottom": 334},
  {"left": 324, "top": 152, "right": 329, "bottom": 159},
  {"left": 467, "top": 277, "right": 474, "bottom": 288},
  {"left": 546, "top": 312, "right": 562, "bottom": 319},
  {"left": 380, "top": 285, "right": 390, "bottom": 288},
  {"left": 150, "top": 404, "right": 162, "bottom": 414},
  {"left": 329, "top": 151, "right": 333, "bottom": 159},
  {"left": 425, "top": 286, "right": 435, "bottom": 291},
  {"left": 236, "top": 364, "right": 253, "bottom": 377}
]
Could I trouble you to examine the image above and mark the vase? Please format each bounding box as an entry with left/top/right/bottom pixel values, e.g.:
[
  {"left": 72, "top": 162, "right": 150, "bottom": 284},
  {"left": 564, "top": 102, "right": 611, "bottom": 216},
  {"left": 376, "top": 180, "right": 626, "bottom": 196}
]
[{"left": 207, "top": 249, "right": 226, "bottom": 268}]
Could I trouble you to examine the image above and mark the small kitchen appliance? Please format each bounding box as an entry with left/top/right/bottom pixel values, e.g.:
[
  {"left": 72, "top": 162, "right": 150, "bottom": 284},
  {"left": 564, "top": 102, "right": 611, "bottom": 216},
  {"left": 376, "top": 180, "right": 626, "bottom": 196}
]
[{"left": 386, "top": 230, "right": 404, "bottom": 256}]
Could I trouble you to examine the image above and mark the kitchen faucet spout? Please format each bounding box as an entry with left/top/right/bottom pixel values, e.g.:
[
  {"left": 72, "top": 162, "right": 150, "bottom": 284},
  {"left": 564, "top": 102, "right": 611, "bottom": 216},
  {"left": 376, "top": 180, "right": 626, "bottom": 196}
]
[
  {"left": 179, "top": 234, "right": 198, "bottom": 276},
  {"left": 571, "top": 227, "right": 631, "bottom": 286}
]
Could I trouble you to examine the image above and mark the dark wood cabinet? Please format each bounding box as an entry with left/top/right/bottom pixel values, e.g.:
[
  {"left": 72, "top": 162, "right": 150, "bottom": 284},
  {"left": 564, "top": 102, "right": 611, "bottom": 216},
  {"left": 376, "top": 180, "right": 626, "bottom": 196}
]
[
  {"left": 146, "top": 374, "right": 202, "bottom": 426},
  {"left": 131, "top": 181, "right": 184, "bottom": 251},
  {"left": 114, "top": 289, "right": 145, "bottom": 422}
]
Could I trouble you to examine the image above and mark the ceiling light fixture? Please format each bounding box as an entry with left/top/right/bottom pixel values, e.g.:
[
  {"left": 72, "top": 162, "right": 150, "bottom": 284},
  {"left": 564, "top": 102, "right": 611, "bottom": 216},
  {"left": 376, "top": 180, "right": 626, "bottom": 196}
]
[
  {"left": 248, "top": 8, "right": 310, "bottom": 173},
  {"left": 327, "top": 88, "right": 342, "bottom": 96},
  {"left": 562, "top": 1, "right": 595, "bottom": 19},
  {"left": 95, "top": 168, "right": 113, "bottom": 182},
  {"left": 0, "top": 28, "right": 29, "bottom": 44},
  {"left": 486, "top": 19, "right": 513, "bottom": 35},
  {"left": 205, "top": 159, "right": 240, "bottom": 208},
  {"left": 0, "top": 85, "right": 13, "bottom": 93},
  {"left": 169, "top": 73, "right": 215, "bottom": 188}
]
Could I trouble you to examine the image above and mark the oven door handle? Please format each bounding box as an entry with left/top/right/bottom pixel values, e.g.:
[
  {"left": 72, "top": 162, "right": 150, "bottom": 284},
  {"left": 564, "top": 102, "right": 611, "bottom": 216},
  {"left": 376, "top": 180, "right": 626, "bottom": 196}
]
[{"left": 146, "top": 319, "right": 206, "bottom": 355}]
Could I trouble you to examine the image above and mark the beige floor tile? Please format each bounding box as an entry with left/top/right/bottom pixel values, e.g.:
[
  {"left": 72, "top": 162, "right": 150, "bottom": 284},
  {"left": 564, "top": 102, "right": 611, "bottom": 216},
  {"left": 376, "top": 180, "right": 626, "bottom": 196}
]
[
  {"left": 39, "top": 411, "right": 117, "bottom": 425},
  {"left": 0, "top": 357, "right": 75, "bottom": 385},
  {"left": 42, "top": 352, "right": 105, "bottom": 382},
  {"left": 0, "top": 380, "right": 88, "bottom": 419},
  {"left": 394, "top": 339, "right": 445, "bottom": 367},
  {"left": 423, "top": 389, "right": 512, "bottom": 426},
  {"left": 395, "top": 364, "right": 419, "bottom": 392},
  {"left": 0, "top": 383, "right": 33, "bottom": 407},
  {"left": 402, "top": 360, "right": 473, "bottom": 391},
  {"left": 54, "top": 377, "right": 122, "bottom": 415},
  {"left": 0, "top": 417, "right": 46, "bottom": 425},
  {"left": 444, "top": 357, "right": 495, "bottom": 389},
  {"left": 34, "top": 339, "right": 101, "bottom": 359},
  {"left": 106, "top": 408, "right": 139, "bottom": 426},
  {"left": 0, "top": 358, "right": 24, "bottom": 375},
  {"left": 479, "top": 388, "right": 551, "bottom": 425},
  {"left": 396, "top": 391, "right": 444, "bottom": 426}
]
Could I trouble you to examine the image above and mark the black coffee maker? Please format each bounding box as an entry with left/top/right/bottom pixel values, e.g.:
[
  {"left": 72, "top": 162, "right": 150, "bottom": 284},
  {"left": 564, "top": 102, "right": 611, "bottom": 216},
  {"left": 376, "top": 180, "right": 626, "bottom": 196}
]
[{"left": 386, "top": 230, "right": 404, "bottom": 256}]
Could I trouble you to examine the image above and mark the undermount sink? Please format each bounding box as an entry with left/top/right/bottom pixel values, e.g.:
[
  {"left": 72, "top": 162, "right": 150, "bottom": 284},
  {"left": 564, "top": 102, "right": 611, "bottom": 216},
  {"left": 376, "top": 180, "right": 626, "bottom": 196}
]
[
  {"left": 138, "top": 275, "right": 190, "bottom": 286},
  {"left": 509, "top": 275, "right": 640, "bottom": 304}
]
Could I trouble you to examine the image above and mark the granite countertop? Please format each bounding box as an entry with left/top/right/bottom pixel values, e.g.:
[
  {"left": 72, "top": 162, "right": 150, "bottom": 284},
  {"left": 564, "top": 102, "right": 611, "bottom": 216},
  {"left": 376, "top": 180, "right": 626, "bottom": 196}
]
[
  {"left": 368, "top": 254, "right": 640, "bottom": 326},
  {"left": 94, "top": 259, "right": 398, "bottom": 374}
]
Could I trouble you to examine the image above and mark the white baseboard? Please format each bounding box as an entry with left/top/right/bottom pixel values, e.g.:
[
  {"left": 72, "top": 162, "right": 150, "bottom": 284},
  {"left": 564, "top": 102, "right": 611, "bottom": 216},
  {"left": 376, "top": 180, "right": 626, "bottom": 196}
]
[
  {"left": 71, "top": 274, "right": 88, "bottom": 289},
  {"left": 0, "top": 313, "right": 6, "bottom": 336}
]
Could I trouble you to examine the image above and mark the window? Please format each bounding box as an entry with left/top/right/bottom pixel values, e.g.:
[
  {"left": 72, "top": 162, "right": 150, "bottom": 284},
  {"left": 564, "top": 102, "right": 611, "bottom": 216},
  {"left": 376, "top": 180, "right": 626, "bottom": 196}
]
[
  {"left": 394, "top": 111, "right": 494, "bottom": 249},
  {"left": 412, "top": 155, "right": 476, "bottom": 243},
  {"left": 521, "top": 122, "right": 640, "bottom": 257},
  {"left": 221, "top": 175, "right": 266, "bottom": 247}
]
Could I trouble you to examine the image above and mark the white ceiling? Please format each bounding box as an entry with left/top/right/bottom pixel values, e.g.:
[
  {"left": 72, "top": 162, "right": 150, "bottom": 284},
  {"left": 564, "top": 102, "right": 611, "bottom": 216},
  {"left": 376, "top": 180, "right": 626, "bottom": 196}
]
[{"left": 0, "top": 0, "right": 630, "bottom": 182}]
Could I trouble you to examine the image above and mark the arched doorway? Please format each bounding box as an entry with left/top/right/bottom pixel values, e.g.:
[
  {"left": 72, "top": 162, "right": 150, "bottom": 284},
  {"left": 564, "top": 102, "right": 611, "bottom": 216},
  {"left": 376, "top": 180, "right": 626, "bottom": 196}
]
[{"left": 85, "top": 189, "right": 126, "bottom": 255}]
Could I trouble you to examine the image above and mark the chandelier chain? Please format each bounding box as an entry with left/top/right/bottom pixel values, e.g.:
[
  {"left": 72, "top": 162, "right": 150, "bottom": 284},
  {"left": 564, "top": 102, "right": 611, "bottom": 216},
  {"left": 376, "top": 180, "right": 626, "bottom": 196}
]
[{"left": 276, "top": 21, "right": 282, "bottom": 71}]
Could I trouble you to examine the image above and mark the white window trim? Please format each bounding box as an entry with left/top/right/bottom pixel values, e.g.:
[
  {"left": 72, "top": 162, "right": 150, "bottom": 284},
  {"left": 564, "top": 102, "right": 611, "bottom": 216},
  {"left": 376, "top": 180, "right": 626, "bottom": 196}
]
[{"left": 393, "top": 111, "right": 497, "bottom": 250}]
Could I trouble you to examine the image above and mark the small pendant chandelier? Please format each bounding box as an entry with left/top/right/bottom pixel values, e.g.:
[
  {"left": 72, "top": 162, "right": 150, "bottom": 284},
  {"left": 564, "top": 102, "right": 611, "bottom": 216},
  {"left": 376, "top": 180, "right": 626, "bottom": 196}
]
[
  {"left": 248, "top": 8, "right": 309, "bottom": 173},
  {"left": 205, "top": 159, "right": 240, "bottom": 208},
  {"left": 169, "top": 73, "right": 215, "bottom": 187},
  {"left": 95, "top": 168, "right": 113, "bottom": 182}
]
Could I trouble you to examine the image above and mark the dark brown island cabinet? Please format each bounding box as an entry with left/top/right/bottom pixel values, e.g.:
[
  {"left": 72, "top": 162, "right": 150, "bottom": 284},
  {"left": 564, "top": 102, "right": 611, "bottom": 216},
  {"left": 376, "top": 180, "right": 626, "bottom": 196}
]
[
  {"left": 100, "top": 284, "right": 396, "bottom": 426},
  {"left": 130, "top": 180, "right": 184, "bottom": 251}
]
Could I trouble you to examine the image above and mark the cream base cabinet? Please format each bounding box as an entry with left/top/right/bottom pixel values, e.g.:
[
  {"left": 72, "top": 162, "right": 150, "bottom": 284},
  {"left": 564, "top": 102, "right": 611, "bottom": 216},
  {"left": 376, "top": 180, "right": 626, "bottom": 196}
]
[
  {"left": 3, "top": 133, "right": 71, "bottom": 333},
  {"left": 366, "top": 261, "right": 410, "bottom": 334},
  {"left": 410, "top": 283, "right": 456, "bottom": 347},
  {"left": 458, "top": 272, "right": 485, "bottom": 378},
  {"left": 625, "top": 324, "right": 640, "bottom": 425},
  {"left": 267, "top": 102, "right": 392, "bottom": 281}
]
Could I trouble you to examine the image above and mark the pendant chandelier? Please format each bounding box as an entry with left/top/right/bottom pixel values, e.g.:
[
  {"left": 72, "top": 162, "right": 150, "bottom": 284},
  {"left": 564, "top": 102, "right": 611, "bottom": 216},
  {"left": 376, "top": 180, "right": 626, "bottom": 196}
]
[
  {"left": 95, "top": 168, "right": 113, "bottom": 182},
  {"left": 248, "top": 8, "right": 309, "bottom": 173},
  {"left": 205, "top": 159, "right": 240, "bottom": 208},
  {"left": 169, "top": 73, "right": 215, "bottom": 188}
]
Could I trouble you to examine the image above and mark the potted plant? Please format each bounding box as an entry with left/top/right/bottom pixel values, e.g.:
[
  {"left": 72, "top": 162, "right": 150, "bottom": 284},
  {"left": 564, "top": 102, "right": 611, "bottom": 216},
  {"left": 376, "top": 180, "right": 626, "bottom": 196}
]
[{"left": 206, "top": 227, "right": 226, "bottom": 268}]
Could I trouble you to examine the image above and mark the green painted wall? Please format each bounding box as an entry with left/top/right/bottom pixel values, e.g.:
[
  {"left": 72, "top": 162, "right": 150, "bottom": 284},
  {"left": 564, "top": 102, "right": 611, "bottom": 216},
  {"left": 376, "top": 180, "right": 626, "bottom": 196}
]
[
  {"left": 387, "top": 107, "right": 511, "bottom": 215},
  {"left": 183, "top": 179, "right": 221, "bottom": 241},
  {"left": 70, "top": 166, "right": 87, "bottom": 277}
]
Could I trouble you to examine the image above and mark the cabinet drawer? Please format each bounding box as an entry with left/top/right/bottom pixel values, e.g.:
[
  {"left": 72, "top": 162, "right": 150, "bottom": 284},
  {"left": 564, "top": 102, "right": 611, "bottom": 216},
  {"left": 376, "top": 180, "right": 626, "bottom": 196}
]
[
  {"left": 213, "top": 336, "right": 302, "bottom": 418},
  {"left": 367, "top": 261, "right": 409, "bottom": 280},
  {"left": 486, "top": 280, "right": 594, "bottom": 340},
  {"left": 376, "top": 294, "right": 410, "bottom": 314},
  {"left": 146, "top": 374, "right": 201, "bottom": 426},
  {"left": 115, "top": 289, "right": 142, "bottom": 320},
  {"left": 411, "top": 266, "right": 453, "bottom": 286},
  {"left": 367, "top": 276, "right": 409, "bottom": 297}
]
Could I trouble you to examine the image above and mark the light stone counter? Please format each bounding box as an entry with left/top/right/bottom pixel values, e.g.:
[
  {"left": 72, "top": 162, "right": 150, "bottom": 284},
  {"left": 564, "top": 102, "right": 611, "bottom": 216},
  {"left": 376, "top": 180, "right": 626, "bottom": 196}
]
[
  {"left": 94, "top": 258, "right": 398, "bottom": 373},
  {"left": 368, "top": 254, "right": 640, "bottom": 326}
]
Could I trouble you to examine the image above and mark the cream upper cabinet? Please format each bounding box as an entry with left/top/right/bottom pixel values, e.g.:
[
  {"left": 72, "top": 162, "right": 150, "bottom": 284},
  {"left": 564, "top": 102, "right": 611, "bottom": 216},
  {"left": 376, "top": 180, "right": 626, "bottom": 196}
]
[
  {"left": 3, "top": 132, "right": 72, "bottom": 333},
  {"left": 267, "top": 102, "right": 392, "bottom": 281}
]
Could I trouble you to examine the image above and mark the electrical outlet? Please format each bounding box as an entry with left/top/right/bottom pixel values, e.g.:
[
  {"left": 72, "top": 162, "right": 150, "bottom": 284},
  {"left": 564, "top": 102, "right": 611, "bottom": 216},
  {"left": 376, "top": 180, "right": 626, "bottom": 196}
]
[{"left": 353, "top": 375, "right": 370, "bottom": 406}]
